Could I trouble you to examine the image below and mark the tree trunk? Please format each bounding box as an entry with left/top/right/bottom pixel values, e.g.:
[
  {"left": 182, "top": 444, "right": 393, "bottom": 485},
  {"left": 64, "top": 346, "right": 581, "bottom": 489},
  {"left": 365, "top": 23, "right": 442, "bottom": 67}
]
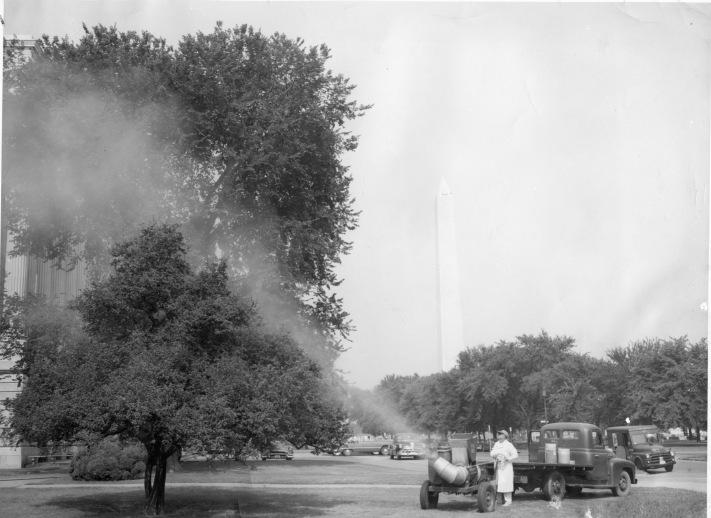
[
  {"left": 143, "top": 452, "right": 155, "bottom": 499},
  {"left": 144, "top": 443, "right": 177, "bottom": 515},
  {"left": 166, "top": 449, "right": 182, "bottom": 472},
  {"left": 144, "top": 453, "right": 168, "bottom": 515}
]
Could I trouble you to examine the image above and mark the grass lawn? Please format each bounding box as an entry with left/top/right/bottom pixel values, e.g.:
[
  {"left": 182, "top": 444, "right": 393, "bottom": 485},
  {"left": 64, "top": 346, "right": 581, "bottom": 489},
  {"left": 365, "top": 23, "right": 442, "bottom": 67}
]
[
  {"left": 0, "top": 485, "right": 705, "bottom": 517},
  {"left": 2, "top": 457, "right": 706, "bottom": 516}
]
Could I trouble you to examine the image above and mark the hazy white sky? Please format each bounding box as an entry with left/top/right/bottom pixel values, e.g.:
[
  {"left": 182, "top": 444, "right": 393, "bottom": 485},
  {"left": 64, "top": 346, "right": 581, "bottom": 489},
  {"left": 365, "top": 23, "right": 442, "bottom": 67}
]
[{"left": 5, "top": 1, "right": 709, "bottom": 388}]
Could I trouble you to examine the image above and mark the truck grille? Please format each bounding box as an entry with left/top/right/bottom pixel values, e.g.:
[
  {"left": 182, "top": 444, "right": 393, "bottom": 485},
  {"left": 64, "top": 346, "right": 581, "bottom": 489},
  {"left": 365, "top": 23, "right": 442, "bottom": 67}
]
[{"left": 649, "top": 452, "right": 674, "bottom": 465}]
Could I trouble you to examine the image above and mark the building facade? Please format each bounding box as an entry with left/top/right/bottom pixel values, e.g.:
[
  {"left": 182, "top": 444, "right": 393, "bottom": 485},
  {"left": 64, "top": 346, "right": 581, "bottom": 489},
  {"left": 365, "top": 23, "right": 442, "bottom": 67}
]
[{"left": 0, "top": 35, "right": 87, "bottom": 468}]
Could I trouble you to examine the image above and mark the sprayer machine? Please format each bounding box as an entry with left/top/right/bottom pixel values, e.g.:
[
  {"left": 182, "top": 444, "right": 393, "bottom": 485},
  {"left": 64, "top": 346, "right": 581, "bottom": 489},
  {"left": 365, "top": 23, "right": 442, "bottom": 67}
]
[{"left": 420, "top": 433, "right": 497, "bottom": 512}]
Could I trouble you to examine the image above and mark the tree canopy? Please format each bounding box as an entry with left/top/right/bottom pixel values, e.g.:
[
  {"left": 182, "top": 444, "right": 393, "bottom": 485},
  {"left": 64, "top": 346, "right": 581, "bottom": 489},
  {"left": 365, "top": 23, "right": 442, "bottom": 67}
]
[
  {"left": 607, "top": 337, "right": 708, "bottom": 435},
  {"left": 1, "top": 223, "right": 349, "bottom": 515},
  {"left": 3, "top": 22, "right": 370, "bottom": 364}
]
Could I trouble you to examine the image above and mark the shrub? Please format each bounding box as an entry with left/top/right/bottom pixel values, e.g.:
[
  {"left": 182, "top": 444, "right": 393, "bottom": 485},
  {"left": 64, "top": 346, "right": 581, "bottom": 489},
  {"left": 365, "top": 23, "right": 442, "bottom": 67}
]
[{"left": 70, "top": 437, "right": 146, "bottom": 481}]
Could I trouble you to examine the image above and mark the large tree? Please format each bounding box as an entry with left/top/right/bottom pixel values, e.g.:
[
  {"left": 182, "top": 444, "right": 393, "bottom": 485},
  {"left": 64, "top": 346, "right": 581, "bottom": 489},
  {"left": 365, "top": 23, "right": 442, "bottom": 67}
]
[
  {"left": 3, "top": 22, "right": 369, "bottom": 364},
  {"left": 1, "top": 224, "right": 349, "bottom": 515}
]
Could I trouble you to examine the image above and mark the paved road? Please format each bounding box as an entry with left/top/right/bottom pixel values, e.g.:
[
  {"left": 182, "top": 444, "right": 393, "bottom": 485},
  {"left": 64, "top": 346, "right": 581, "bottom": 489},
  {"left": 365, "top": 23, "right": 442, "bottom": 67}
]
[
  {"left": 304, "top": 449, "right": 708, "bottom": 493},
  {"left": 0, "top": 474, "right": 66, "bottom": 489},
  {"left": 633, "top": 460, "right": 707, "bottom": 493}
]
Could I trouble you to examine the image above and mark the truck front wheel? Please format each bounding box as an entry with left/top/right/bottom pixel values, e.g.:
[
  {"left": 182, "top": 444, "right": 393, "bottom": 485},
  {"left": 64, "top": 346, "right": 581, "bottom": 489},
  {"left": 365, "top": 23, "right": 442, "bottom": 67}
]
[
  {"left": 612, "top": 471, "right": 631, "bottom": 497},
  {"left": 543, "top": 470, "right": 566, "bottom": 501},
  {"left": 420, "top": 480, "right": 439, "bottom": 509},
  {"left": 634, "top": 458, "right": 646, "bottom": 472},
  {"left": 476, "top": 481, "right": 496, "bottom": 512},
  {"left": 664, "top": 464, "right": 674, "bottom": 472}
]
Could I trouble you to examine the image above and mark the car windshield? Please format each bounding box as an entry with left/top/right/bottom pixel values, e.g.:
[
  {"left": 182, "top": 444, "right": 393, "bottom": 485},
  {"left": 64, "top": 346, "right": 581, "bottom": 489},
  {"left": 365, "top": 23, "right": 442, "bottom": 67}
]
[{"left": 396, "top": 434, "right": 420, "bottom": 441}]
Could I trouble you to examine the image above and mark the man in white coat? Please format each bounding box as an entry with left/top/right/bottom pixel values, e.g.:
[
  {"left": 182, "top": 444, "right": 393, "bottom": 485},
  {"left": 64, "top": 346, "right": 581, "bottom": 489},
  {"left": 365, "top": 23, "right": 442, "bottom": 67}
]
[{"left": 490, "top": 430, "right": 518, "bottom": 506}]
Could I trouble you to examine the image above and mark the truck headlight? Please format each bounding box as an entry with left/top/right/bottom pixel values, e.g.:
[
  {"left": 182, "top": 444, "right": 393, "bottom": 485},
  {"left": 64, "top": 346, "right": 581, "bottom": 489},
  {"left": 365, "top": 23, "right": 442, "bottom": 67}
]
[
  {"left": 645, "top": 454, "right": 650, "bottom": 459},
  {"left": 671, "top": 450, "right": 675, "bottom": 457}
]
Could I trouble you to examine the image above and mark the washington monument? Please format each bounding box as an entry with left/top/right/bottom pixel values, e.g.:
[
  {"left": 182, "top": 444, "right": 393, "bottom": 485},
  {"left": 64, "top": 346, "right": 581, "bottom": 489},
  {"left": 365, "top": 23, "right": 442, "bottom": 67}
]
[{"left": 436, "top": 178, "right": 465, "bottom": 371}]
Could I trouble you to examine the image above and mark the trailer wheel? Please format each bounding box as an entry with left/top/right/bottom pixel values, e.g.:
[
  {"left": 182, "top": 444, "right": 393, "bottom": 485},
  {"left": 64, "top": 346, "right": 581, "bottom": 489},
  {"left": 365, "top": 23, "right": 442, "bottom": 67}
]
[
  {"left": 476, "top": 481, "right": 496, "bottom": 512},
  {"left": 420, "top": 480, "right": 439, "bottom": 509},
  {"left": 612, "top": 470, "right": 631, "bottom": 497},
  {"left": 341, "top": 449, "right": 352, "bottom": 457},
  {"left": 664, "top": 464, "right": 674, "bottom": 472},
  {"left": 543, "top": 470, "right": 566, "bottom": 501},
  {"left": 380, "top": 446, "right": 390, "bottom": 456}
]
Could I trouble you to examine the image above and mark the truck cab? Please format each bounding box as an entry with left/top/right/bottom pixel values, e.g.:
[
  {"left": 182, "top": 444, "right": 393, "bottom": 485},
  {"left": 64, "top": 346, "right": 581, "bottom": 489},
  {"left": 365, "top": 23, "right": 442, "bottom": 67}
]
[{"left": 606, "top": 425, "right": 676, "bottom": 472}]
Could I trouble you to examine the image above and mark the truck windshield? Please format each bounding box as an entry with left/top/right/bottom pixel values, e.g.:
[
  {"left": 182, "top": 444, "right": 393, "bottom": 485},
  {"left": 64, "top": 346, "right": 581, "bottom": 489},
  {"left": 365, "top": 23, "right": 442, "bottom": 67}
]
[{"left": 631, "top": 432, "right": 659, "bottom": 445}]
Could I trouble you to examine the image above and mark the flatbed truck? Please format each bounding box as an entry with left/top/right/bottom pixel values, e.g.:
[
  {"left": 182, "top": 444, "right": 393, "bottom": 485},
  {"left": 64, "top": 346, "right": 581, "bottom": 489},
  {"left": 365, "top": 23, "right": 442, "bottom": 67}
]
[{"left": 421, "top": 422, "right": 637, "bottom": 512}]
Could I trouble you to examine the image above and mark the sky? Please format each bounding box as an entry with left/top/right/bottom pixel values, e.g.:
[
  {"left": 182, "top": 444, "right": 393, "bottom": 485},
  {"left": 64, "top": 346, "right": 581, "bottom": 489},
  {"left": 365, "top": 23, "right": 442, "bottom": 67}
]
[{"left": 3, "top": 1, "right": 709, "bottom": 389}]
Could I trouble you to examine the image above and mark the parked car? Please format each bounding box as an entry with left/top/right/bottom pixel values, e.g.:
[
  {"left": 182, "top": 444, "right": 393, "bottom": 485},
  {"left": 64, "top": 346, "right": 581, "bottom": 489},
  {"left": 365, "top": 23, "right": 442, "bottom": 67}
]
[
  {"left": 389, "top": 433, "right": 427, "bottom": 459},
  {"left": 261, "top": 441, "right": 294, "bottom": 461},
  {"left": 336, "top": 434, "right": 391, "bottom": 456}
]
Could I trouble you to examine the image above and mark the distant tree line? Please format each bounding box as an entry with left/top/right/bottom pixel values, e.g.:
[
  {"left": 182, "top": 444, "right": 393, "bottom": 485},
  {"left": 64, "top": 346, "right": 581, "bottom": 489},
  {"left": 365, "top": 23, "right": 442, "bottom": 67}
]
[{"left": 348, "top": 331, "right": 707, "bottom": 440}]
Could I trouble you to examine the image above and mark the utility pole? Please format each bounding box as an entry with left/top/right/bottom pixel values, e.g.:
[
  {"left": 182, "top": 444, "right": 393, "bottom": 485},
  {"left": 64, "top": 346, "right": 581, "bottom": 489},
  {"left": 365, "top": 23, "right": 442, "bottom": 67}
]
[{"left": 543, "top": 388, "right": 548, "bottom": 424}]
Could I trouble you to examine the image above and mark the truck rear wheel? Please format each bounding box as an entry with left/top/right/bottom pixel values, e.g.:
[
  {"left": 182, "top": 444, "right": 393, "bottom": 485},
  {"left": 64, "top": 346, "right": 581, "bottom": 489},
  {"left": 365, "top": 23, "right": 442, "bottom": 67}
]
[
  {"left": 476, "top": 481, "right": 496, "bottom": 512},
  {"left": 341, "top": 449, "right": 352, "bottom": 456},
  {"left": 420, "top": 480, "right": 439, "bottom": 509},
  {"left": 612, "top": 471, "right": 631, "bottom": 497},
  {"left": 380, "top": 446, "right": 389, "bottom": 456},
  {"left": 543, "top": 470, "right": 566, "bottom": 501}
]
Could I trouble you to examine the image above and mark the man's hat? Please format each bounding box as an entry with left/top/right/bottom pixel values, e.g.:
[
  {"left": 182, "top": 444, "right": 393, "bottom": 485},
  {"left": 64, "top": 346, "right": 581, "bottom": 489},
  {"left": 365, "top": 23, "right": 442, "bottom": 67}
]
[{"left": 498, "top": 430, "right": 509, "bottom": 438}]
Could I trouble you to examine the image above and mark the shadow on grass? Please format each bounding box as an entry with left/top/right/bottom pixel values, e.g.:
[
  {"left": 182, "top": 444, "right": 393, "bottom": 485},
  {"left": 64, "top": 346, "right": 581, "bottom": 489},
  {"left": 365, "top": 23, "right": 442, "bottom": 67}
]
[
  {"left": 39, "top": 486, "right": 356, "bottom": 517},
  {"left": 41, "top": 488, "right": 241, "bottom": 517}
]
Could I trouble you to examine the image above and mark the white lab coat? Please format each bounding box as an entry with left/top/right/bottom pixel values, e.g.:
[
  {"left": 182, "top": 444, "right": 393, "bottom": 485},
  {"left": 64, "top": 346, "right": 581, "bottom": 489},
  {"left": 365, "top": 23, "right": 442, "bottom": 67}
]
[{"left": 490, "top": 439, "right": 518, "bottom": 493}]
